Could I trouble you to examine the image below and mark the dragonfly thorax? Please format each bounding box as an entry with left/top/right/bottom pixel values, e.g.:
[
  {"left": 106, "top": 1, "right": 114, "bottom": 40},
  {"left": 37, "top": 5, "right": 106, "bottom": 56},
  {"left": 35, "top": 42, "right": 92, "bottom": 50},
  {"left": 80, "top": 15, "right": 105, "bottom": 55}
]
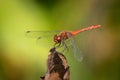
[{"left": 54, "top": 31, "right": 70, "bottom": 44}]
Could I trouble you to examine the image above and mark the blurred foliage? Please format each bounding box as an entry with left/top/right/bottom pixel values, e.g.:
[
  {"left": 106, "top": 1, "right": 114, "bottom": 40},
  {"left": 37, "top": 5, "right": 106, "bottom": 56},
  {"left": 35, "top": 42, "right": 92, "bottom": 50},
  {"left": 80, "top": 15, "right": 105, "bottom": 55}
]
[
  {"left": 34, "top": 0, "right": 61, "bottom": 9},
  {"left": 0, "top": 0, "right": 120, "bottom": 80}
]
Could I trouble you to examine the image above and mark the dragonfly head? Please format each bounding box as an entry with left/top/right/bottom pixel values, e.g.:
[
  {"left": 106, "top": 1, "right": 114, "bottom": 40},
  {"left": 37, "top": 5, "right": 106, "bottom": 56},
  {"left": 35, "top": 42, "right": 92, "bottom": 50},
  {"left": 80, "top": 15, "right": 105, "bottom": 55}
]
[{"left": 54, "top": 34, "right": 61, "bottom": 43}]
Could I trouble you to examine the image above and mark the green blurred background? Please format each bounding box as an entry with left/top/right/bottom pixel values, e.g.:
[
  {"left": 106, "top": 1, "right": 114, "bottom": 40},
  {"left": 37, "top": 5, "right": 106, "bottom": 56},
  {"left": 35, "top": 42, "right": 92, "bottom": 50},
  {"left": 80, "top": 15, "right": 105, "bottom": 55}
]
[{"left": 0, "top": 0, "right": 120, "bottom": 80}]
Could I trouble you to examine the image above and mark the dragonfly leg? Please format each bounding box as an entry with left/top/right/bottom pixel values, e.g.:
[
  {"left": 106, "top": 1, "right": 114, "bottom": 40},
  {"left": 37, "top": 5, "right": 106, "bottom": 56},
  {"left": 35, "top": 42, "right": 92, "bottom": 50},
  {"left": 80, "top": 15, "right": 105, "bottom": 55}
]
[
  {"left": 54, "top": 42, "right": 61, "bottom": 48},
  {"left": 54, "top": 43, "right": 57, "bottom": 47}
]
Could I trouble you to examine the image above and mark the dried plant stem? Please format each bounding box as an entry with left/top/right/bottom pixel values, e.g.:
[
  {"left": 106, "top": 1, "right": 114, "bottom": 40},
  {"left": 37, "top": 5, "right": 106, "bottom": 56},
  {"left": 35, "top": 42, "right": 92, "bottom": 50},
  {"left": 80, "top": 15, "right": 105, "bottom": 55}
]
[{"left": 40, "top": 47, "right": 70, "bottom": 80}]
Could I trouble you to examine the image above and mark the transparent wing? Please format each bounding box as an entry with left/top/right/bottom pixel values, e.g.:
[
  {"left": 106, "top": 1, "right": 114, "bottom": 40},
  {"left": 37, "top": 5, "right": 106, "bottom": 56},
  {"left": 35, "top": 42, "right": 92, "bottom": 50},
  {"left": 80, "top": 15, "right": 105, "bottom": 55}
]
[
  {"left": 25, "top": 30, "right": 61, "bottom": 47},
  {"left": 25, "top": 30, "right": 60, "bottom": 39},
  {"left": 66, "top": 33, "right": 84, "bottom": 62},
  {"left": 66, "top": 27, "right": 102, "bottom": 62}
]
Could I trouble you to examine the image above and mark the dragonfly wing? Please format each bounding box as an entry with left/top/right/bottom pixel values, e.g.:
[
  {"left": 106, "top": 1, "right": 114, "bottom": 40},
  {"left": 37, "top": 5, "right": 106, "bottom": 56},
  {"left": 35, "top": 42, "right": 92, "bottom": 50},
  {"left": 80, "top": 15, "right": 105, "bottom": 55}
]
[
  {"left": 66, "top": 27, "right": 102, "bottom": 62},
  {"left": 25, "top": 30, "right": 60, "bottom": 39},
  {"left": 67, "top": 33, "right": 84, "bottom": 62},
  {"left": 25, "top": 30, "right": 60, "bottom": 47}
]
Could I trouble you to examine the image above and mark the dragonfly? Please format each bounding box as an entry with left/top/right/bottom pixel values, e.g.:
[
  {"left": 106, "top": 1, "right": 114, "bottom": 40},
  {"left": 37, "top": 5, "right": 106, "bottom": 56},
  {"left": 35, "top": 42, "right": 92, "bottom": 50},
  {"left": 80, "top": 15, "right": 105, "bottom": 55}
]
[{"left": 26, "top": 25, "right": 101, "bottom": 61}]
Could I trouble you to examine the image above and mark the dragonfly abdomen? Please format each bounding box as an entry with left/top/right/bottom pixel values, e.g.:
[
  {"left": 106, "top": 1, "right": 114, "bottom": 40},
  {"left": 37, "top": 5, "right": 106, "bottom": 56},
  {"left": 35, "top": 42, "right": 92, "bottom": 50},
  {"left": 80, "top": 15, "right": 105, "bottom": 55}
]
[{"left": 71, "top": 25, "right": 101, "bottom": 36}]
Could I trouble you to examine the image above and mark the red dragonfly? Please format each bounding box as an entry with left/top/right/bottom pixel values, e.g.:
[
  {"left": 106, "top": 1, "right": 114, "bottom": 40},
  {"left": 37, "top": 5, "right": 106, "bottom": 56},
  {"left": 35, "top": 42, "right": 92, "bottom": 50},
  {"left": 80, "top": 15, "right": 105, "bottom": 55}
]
[{"left": 26, "top": 25, "right": 101, "bottom": 61}]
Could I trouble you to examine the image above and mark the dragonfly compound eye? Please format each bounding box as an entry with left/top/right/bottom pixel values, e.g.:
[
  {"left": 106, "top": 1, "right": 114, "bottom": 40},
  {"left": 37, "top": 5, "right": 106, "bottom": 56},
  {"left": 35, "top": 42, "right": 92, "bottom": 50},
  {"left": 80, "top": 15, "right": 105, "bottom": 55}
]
[{"left": 54, "top": 35, "right": 61, "bottom": 43}]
